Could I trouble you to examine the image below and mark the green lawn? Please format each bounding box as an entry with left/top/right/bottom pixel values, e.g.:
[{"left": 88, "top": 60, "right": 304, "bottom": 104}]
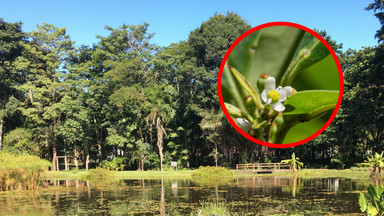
[{"left": 45, "top": 168, "right": 373, "bottom": 180}]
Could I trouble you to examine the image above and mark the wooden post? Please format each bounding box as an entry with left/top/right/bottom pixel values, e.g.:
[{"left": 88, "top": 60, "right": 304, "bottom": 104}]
[
  {"left": 56, "top": 157, "right": 59, "bottom": 171},
  {"left": 253, "top": 163, "right": 255, "bottom": 171},
  {"left": 64, "top": 156, "right": 68, "bottom": 170}
]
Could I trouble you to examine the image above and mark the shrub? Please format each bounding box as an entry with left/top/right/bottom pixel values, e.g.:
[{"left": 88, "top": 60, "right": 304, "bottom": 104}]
[
  {"left": 191, "top": 166, "right": 234, "bottom": 178},
  {"left": 0, "top": 152, "right": 51, "bottom": 191},
  {"left": 100, "top": 157, "right": 127, "bottom": 171},
  {"left": 84, "top": 167, "right": 110, "bottom": 181}
]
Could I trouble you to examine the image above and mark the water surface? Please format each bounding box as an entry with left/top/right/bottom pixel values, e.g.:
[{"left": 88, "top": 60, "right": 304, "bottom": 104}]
[{"left": 0, "top": 176, "right": 368, "bottom": 215}]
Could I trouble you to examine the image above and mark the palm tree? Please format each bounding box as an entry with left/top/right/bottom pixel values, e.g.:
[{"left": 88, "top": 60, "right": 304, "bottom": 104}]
[{"left": 281, "top": 153, "right": 304, "bottom": 174}]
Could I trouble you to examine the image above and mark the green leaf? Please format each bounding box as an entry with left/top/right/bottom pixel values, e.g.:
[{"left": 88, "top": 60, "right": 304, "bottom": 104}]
[
  {"left": 360, "top": 193, "right": 367, "bottom": 212},
  {"left": 228, "top": 66, "right": 263, "bottom": 110},
  {"left": 284, "top": 90, "right": 339, "bottom": 120},
  {"left": 369, "top": 184, "right": 378, "bottom": 200},
  {"left": 273, "top": 90, "right": 338, "bottom": 143},
  {"left": 280, "top": 32, "right": 331, "bottom": 86},
  {"left": 367, "top": 203, "right": 379, "bottom": 216},
  {"left": 375, "top": 185, "right": 384, "bottom": 198}
]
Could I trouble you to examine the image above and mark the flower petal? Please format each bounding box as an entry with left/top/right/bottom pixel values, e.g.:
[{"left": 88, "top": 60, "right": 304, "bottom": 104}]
[
  {"left": 271, "top": 102, "right": 285, "bottom": 112},
  {"left": 277, "top": 87, "right": 287, "bottom": 101},
  {"left": 264, "top": 77, "right": 276, "bottom": 92},
  {"left": 261, "top": 90, "right": 267, "bottom": 103},
  {"left": 282, "top": 86, "right": 293, "bottom": 97}
]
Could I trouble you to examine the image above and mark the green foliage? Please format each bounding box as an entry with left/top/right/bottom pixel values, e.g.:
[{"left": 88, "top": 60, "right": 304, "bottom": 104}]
[
  {"left": 190, "top": 201, "right": 230, "bottom": 216},
  {"left": 100, "top": 157, "right": 128, "bottom": 171},
  {"left": 84, "top": 167, "right": 110, "bottom": 181},
  {"left": 1, "top": 6, "right": 383, "bottom": 171},
  {"left": 188, "top": 12, "right": 251, "bottom": 70},
  {"left": 360, "top": 184, "right": 384, "bottom": 216},
  {"left": 191, "top": 166, "right": 234, "bottom": 178},
  {"left": 361, "top": 152, "right": 384, "bottom": 175},
  {"left": 3, "top": 128, "right": 39, "bottom": 155},
  {"left": 366, "top": 0, "right": 384, "bottom": 43},
  {"left": 0, "top": 153, "right": 51, "bottom": 191}
]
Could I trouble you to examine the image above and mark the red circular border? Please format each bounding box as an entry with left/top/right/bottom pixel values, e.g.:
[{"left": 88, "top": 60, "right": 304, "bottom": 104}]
[{"left": 218, "top": 22, "right": 344, "bottom": 148}]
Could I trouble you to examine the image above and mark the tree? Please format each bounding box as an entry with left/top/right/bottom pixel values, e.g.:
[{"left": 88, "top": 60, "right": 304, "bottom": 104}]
[
  {"left": 188, "top": 12, "right": 251, "bottom": 70},
  {"left": 366, "top": 0, "right": 384, "bottom": 43},
  {"left": 130, "top": 140, "right": 151, "bottom": 171},
  {"left": 15, "top": 23, "right": 74, "bottom": 170},
  {"left": 0, "top": 19, "right": 26, "bottom": 149},
  {"left": 200, "top": 110, "right": 226, "bottom": 167},
  {"left": 144, "top": 85, "right": 177, "bottom": 171}
]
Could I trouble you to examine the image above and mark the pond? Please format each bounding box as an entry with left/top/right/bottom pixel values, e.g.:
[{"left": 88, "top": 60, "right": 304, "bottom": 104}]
[{"left": 0, "top": 176, "right": 368, "bottom": 215}]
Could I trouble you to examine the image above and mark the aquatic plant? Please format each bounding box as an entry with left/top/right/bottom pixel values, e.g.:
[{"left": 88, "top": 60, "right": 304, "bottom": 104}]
[
  {"left": 191, "top": 166, "right": 234, "bottom": 178},
  {"left": 281, "top": 153, "right": 303, "bottom": 174},
  {"left": 190, "top": 201, "right": 229, "bottom": 216},
  {"left": 0, "top": 152, "right": 51, "bottom": 191},
  {"left": 359, "top": 184, "right": 384, "bottom": 216}
]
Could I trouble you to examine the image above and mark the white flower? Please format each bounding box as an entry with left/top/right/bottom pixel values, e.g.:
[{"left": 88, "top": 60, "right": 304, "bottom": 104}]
[
  {"left": 236, "top": 118, "right": 252, "bottom": 133},
  {"left": 261, "top": 77, "right": 293, "bottom": 112}
]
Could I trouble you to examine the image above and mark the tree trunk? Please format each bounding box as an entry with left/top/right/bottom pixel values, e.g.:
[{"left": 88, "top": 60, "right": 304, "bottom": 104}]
[
  {"left": 156, "top": 117, "right": 165, "bottom": 171},
  {"left": 52, "top": 120, "right": 58, "bottom": 171},
  {"left": 84, "top": 140, "right": 89, "bottom": 171},
  {"left": 215, "top": 143, "right": 218, "bottom": 167},
  {"left": 52, "top": 144, "right": 57, "bottom": 171},
  {"left": 0, "top": 120, "right": 3, "bottom": 150}
]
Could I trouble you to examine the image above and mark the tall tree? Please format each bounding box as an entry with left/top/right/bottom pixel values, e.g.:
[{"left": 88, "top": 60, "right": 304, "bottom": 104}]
[
  {"left": 16, "top": 23, "right": 74, "bottom": 170},
  {"left": 366, "top": 0, "right": 384, "bottom": 43},
  {"left": 0, "top": 19, "right": 26, "bottom": 149}
]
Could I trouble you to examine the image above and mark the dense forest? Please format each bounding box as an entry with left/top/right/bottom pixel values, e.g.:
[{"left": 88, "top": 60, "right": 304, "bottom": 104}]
[{"left": 0, "top": 1, "right": 383, "bottom": 171}]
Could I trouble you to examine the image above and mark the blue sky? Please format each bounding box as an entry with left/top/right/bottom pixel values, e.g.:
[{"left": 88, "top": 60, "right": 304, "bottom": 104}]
[{"left": 0, "top": 0, "right": 380, "bottom": 51}]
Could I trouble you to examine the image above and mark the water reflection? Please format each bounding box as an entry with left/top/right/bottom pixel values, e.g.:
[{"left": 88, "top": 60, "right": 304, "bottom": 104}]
[{"left": 0, "top": 177, "right": 369, "bottom": 215}]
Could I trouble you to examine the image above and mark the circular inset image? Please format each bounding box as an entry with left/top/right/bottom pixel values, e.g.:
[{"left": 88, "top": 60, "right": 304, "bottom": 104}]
[{"left": 218, "top": 22, "right": 343, "bottom": 148}]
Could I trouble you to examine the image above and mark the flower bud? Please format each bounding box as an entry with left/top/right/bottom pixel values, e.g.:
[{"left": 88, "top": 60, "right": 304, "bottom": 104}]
[
  {"left": 236, "top": 118, "right": 252, "bottom": 133},
  {"left": 224, "top": 102, "right": 244, "bottom": 118},
  {"left": 257, "top": 73, "right": 270, "bottom": 92},
  {"left": 274, "top": 112, "right": 285, "bottom": 128}
]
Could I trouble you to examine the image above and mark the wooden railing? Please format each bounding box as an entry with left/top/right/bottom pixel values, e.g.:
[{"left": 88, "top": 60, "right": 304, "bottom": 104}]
[{"left": 236, "top": 163, "right": 289, "bottom": 171}]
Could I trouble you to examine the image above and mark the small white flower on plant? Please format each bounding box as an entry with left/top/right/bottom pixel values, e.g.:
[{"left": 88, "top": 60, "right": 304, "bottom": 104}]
[
  {"left": 236, "top": 118, "right": 252, "bottom": 133},
  {"left": 261, "top": 77, "right": 294, "bottom": 112}
]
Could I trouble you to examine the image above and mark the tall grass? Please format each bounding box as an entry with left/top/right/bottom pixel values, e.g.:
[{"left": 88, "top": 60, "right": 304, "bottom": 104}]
[
  {"left": 0, "top": 152, "right": 51, "bottom": 191},
  {"left": 190, "top": 201, "right": 230, "bottom": 216}
]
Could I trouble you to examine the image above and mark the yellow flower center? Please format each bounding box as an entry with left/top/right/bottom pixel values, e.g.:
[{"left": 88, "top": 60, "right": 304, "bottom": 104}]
[{"left": 267, "top": 90, "right": 280, "bottom": 103}]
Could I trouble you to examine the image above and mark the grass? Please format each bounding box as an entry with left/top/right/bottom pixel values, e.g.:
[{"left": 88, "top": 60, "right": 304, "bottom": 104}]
[
  {"left": 190, "top": 201, "right": 230, "bottom": 216},
  {"left": 45, "top": 167, "right": 373, "bottom": 180},
  {"left": 191, "top": 166, "right": 234, "bottom": 178},
  {"left": 0, "top": 153, "right": 51, "bottom": 191}
]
